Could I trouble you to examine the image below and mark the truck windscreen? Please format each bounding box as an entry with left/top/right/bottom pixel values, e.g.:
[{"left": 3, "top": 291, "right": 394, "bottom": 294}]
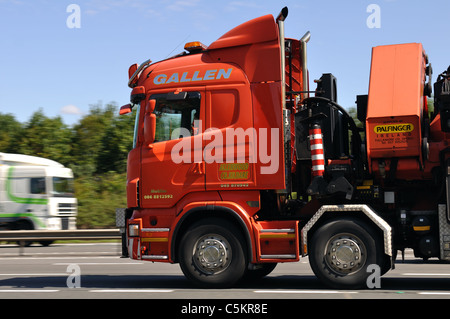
[{"left": 52, "top": 177, "right": 75, "bottom": 197}]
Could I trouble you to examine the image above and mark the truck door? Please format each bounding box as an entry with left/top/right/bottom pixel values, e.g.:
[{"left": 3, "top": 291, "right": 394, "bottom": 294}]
[
  {"left": 140, "top": 89, "right": 205, "bottom": 208},
  {"left": 204, "top": 86, "right": 256, "bottom": 190}
]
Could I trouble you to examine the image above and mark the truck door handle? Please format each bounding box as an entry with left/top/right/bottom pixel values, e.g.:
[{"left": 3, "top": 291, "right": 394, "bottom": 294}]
[{"left": 189, "top": 162, "right": 205, "bottom": 175}]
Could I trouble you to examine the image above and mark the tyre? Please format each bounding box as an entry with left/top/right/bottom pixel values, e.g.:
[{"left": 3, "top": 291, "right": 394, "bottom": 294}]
[
  {"left": 309, "top": 217, "right": 384, "bottom": 289},
  {"left": 178, "top": 218, "right": 247, "bottom": 288},
  {"left": 39, "top": 241, "right": 54, "bottom": 247},
  {"left": 14, "top": 220, "right": 34, "bottom": 247}
]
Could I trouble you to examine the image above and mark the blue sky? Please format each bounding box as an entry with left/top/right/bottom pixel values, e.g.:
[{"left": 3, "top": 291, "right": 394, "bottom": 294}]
[{"left": 0, "top": 0, "right": 449, "bottom": 126}]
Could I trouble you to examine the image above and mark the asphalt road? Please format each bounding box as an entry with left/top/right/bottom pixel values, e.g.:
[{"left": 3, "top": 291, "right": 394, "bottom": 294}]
[{"left": 0, "top": 242, "right": 450, "bottom": 303}]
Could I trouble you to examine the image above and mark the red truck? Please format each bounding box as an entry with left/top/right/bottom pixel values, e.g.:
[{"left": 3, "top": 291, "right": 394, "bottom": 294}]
[{"left": 116, "top": 7, "right": 450, "bottom": 289}]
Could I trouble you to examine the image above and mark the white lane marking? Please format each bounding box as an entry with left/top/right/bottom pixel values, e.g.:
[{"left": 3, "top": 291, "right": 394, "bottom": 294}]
[
  {"left": 0, "top": 290, "right": 59, "bottom": 293},
  {"left": 0, "top": 256, "right": 126, "bottom": 260},
  {"left": 254, "top": 290, "right": 357, "bottom": 294},
  {"left": 0, "top": 252, "right": 117, "bottom": 256},
  {"left": 0, "top": 273, "right": 68, "bottom": 276},
  {"left": 419, "top": 292, "right": 450, "bottom": 295},
  {"left": 0, "top": 243, "right": 118, "bottom": 249},
  {"left": 52, "top": 262, "right": 143, "bottom": 265},
  {"left": 55, "top": 243, "right": 120, "bottom": 246},
  {"left": 402, "top": 272, "right": 450, "bottom": 277},
  {"left": 90, "top": 289, "right": 174, "bottom": 293}
]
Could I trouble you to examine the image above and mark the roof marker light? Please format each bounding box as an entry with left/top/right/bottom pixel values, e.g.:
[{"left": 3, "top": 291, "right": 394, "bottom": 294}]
[{"left": 184, "top": 41, "right": 207, "bottom": 53}]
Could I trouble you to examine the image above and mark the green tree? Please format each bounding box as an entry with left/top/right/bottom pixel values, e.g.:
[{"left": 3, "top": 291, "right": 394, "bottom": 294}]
[
  {"left": 97, "top": 108, "right": 136, "bottom": 174},
  {"left": 75, "top": 172, "right": 128, "bottom": 228},
  {"left": 70, "top": 102, "right": 116, "bottom": 176},
  {"left": 18, "top": 109, "right": 72, "bottom": 166},
  {"left": 0, "top": 113, "right": 23, "bottom": 153},
  {"left": 71, "top": 101, "right": 136, "bottom": 176}
]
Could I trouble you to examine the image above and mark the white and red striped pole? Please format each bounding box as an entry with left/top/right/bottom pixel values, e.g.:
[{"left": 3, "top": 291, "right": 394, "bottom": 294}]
[{"left": 309, "top": 124, "right": 325, "bottom": 176}]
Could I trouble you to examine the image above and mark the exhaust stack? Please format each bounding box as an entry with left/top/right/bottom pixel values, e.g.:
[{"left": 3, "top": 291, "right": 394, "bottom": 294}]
[{"left": 300, "top": 31, "right": 311, "bottom": 99}]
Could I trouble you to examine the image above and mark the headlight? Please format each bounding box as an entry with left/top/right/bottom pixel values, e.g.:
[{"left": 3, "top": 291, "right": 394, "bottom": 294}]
[{"left": 128, "top": 224, "right": 140, "bottom": 237}]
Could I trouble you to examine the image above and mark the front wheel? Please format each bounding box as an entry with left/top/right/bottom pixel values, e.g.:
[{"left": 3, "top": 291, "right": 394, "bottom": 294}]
[
  {"left": 309, "top": 217, "right": 384, "bottom": 289},
  {"left": 178, "top": 218, "right": 247, "bottom": 288}
]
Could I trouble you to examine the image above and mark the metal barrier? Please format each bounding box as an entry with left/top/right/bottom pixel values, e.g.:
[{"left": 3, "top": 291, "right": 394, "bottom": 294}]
[
  {"left": 0, "top": 229, "right": 121, "bottom": 242},
  {"left": 0, "top": 229, "right": 122, "bottom": 255}
]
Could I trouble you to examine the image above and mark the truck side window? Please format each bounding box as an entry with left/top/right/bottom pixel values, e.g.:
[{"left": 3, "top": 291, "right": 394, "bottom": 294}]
[
  {"left": 30, "top": 177, "right": 46, "bottom": 194},
  {"left": 151, "top": 92, "right": 201, "bottom": 142}
]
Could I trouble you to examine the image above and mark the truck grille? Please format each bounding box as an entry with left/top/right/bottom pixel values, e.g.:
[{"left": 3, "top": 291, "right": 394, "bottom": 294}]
[
  {"left": 61, "top": 217, "right": 69, "bottom": 229},
  {"left": 58, "top": 203, "right": 76, "bottom": 216}
]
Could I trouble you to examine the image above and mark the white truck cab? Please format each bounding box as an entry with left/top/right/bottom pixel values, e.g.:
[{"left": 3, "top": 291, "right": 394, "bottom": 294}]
[{"left": 0, "top": 153, "right": 77, "bottom": 232}]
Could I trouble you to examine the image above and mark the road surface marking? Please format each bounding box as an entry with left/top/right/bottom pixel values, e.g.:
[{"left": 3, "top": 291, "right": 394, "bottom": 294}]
[
  {"left": 0, "top": 256, "right": 125, "bottom": 260},
  {"left": 254, "top": 290, "right": 357, "bottom": 294},
  {"left": 90, "top": 289, "right": 174, "bottom": 293},
  {"left": 0, "top": 289, "right": 59, "bottom": 293},
  {"left": 0, "top": 273, "right": 68, "bottom": 276},
  {"left": 52, "top": 262, "right": 143, "bottom": 265},
  {"left": 402, "top": 272, "right": 450, "bottom": 277}
]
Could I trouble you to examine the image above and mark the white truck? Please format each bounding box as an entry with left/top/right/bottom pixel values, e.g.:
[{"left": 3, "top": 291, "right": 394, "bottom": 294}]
[{"left": 0, "top": 153, "right": 77, "bottom": 245}]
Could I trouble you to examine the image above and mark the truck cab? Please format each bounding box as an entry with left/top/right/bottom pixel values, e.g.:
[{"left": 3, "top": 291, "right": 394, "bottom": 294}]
[{"left": 0, "top": 153, "right": 77, "bottom": 237}]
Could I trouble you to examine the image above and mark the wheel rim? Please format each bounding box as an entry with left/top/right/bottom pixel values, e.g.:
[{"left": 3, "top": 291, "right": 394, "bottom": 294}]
[
  {"left": 192, "top": 234, "right": 231, "bottom": 275},
  {"left": 324, "top": 233, "right": 367, "bottom": 275}
]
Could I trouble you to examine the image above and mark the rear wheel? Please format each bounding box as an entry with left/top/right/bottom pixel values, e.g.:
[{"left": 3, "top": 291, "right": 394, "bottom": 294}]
[
  {"left": 14, "top": 220, "right": 34, "bottom": 247},
  {"left": 178, "top": 218, "right": 247, "bottom": 288},
  {"left": 309, "top": 217, "right": 384, "bottom": 289},
  {"left": 39, "top": 241, "right": 54, "bottom": 247}
]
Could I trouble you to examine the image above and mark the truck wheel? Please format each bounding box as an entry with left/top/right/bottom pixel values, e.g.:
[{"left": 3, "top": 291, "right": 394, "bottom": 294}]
[
  {"left": 309, "top": 217, "right": 384, "bottom": 289},
  {"left": 178, "top": 218, "right": 247, "bottom": 288},
  {"left": 15, "top": 220, "right": 34, "bottom": 247},
  {"left": 39, "top": 241, "right": 54, "bottom": 247}
]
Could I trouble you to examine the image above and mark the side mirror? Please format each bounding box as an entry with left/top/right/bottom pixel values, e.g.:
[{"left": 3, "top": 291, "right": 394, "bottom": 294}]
[
  {"left": 142, "top": 99, "right": 157, "bottom": 144},
  {"left": 144, "top": 114, "right": 156, "bottom": 145},
  {"left": 130, "top": 86, "right": 146, "bottom": 104},
  {"left": 128, "top": 63, "right": 138, "bottom": 79},
  {"left": 119, "top": 104, "right": 132, "bottom": 115},
  {"left": 147, "top": 99, "right": 156, "bottom": 113},
  {"left": 128, "top": 63, "right": 138, "bottom": 87}
]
